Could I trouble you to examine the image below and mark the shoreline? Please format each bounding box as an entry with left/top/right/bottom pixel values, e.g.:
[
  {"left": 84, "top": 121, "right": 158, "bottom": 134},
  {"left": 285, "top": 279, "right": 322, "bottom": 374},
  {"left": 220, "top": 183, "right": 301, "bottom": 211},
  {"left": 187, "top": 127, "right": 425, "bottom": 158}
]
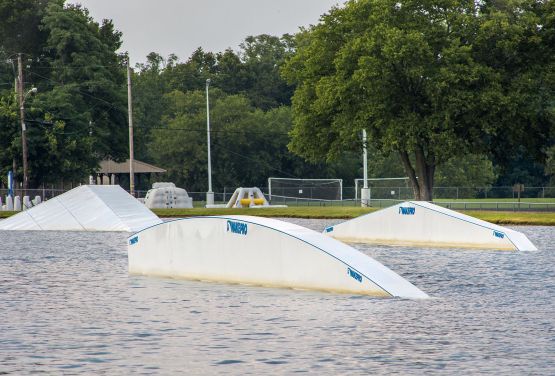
[
  {"left": 152, "top": 207, "right": 555, "bottom": 226},
  {"left": 2, "top": 207, "right": 554, "bottom": 226}
]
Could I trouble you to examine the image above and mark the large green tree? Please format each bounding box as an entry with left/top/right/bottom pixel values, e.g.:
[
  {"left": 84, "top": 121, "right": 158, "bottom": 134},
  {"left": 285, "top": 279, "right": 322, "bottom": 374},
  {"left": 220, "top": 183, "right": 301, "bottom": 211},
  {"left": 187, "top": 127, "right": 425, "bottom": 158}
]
[
  {"left": 282, "top": 0, "right": 554, "bottom": 200},
  {"left": 0, "top": 1, "right": 127, "bottom": 188}
]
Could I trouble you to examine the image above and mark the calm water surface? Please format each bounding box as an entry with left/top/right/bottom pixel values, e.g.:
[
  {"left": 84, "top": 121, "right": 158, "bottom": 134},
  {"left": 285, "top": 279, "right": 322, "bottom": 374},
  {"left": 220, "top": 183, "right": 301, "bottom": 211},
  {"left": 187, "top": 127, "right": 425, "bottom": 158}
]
[{"left": 0, "top": 218, "right": 554, "bottom": 375}]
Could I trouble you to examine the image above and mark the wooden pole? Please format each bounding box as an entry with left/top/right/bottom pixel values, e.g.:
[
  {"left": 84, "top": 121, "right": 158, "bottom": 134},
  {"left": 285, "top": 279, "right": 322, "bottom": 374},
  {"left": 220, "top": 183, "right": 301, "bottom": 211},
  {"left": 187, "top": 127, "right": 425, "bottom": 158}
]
[{"left": 127, "top": 59, "right": 135, "bottom": 196}]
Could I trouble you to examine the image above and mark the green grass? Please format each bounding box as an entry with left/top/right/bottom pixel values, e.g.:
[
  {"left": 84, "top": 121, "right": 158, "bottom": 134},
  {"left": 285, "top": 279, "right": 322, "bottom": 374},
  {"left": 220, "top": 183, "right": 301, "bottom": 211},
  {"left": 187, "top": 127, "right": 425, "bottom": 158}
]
[
  {"left": 2, "top": 206, "right": 554, "bottom": 225},
  {"left": 152, "top": 206, "right": 555, "bottom": 225},
  {"left": 0, "top": 211, "right": 16, "bottom": 218},
  {"left": 434, "top": 198, "right": 555, "bottom": 203},
  {"left": 463, "top": 211, "right": 555, "bottom": 226},
  {"left": 152, "top": 206, "right": 377, "bottom": 219}
]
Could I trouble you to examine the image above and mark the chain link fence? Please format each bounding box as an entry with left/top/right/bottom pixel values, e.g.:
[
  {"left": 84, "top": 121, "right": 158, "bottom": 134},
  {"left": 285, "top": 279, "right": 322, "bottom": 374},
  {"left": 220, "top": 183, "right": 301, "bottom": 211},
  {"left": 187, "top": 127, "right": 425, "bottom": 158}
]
[{"left": 2, "top": 185, "right": 555, "bottom": 212}]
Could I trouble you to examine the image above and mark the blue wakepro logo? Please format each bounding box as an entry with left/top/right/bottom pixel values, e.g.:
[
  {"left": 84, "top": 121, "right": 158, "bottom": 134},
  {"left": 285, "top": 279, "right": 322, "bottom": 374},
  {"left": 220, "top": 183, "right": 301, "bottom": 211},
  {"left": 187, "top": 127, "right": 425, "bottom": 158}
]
[
  {"left": 399, "top": 206, "right": 416, "bottom": 215},
  {"left": 493, "top": 231, "right": 505, "bottom": 239},
  {"left": 347, "top": 267, "right": 362, "bottom": 283},
  {"left": 227, "top": 220, "right": 248, "bottom": 235},
  {"left": 129, "top": 236, "right": 138, "bottom": 245}
]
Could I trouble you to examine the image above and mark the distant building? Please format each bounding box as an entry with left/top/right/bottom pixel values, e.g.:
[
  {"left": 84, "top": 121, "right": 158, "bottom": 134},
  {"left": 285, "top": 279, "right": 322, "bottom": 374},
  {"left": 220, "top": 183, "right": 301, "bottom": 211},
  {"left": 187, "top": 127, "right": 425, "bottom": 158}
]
[{"left": 95, "top": 159, "right": 166, "bottom": 189}]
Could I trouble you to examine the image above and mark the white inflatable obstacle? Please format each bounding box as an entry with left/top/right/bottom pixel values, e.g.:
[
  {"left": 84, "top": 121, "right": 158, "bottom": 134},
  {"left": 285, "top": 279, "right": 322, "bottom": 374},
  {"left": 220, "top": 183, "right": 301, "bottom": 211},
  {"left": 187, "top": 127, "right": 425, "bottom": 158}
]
[
  {"left": 128, "top": 215, "right": 428, "bottom": 299},
  {"left": 324, "top": 201, "right": 537, "bottom": 251},
  {"left": 144, "top": 182, "right": 193, "bottom": 209},
  {"left": 0, "top": 185, "right": 162, "bottom": 232},
  {"left": 226, "top": 187, "right": 269, "bottom": 208}
]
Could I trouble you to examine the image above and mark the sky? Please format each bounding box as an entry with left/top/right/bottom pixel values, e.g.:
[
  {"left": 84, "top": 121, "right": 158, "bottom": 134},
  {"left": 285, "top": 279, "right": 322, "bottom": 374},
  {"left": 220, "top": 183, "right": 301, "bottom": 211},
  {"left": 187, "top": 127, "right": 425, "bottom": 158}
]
[{"left": 70, "top": 0, "right": 345, "bottom": 65}]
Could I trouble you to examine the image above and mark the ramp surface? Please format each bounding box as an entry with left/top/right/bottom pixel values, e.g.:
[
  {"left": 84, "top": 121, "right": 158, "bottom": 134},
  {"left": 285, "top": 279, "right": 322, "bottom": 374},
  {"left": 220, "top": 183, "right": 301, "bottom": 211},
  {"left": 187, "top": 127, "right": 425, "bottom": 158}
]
[
  {"left": 128, "top": 215, "right": 428, "bottom": 299},
  {"left": 0, "top": 185, "right": 162, "bottom": 232},
  {"left": 324, "top": 201, "right": 537, "bottom": 251}
]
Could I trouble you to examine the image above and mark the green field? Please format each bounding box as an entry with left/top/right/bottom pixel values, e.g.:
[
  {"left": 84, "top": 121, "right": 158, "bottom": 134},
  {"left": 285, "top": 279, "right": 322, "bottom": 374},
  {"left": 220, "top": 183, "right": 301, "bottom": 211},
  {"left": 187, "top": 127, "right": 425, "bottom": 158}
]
[
  {"left": 151, "top": 207, "right": 555, "bottom": 226},
  {"left": 0, "top": 211, "right": 15, "bottom": 219},
  {"left": 2, "top": 206, "right": 555, "bottom": 225},
  {"left": 152, "top": 207, "right": 377, "bottom": 219},
  {"left": 434, "top": 198, "right": 555, "bottom": 203}
]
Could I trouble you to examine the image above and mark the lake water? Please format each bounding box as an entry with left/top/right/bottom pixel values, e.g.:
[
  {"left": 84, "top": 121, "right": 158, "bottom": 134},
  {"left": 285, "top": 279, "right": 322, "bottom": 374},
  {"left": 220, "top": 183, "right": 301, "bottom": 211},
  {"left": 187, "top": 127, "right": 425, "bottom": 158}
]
[{"left": 1, "top": 218, "right": 554, "bottom": 375}]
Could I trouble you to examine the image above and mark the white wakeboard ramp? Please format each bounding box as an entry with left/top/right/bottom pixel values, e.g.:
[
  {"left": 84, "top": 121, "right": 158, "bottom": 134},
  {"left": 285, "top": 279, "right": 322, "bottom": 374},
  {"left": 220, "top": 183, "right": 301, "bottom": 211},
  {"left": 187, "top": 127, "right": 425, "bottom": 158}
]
[
  {"left": 324, "top": 201, "right": 537, "bottom": 251},
  {"left": 128, "top": 215, "right": 428, "bottom": 299},
  {"left": 0, "top": 185, "right": 162, "bottom": 232}
]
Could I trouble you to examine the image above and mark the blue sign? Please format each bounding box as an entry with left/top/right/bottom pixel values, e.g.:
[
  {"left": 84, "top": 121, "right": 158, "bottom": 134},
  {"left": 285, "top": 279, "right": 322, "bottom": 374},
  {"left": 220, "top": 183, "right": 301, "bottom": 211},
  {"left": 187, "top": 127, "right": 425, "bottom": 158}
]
[
  {"left": 227, "top": 220, "right": 248, "bottom": 235},
  {"left": 399, "top": 206, "right": 416, "bottom": 215},
  {"left": 347, "top": 267, "right": 362, "bottom": 283},
  {"left": 7, "top": 171, "right": 13, "bottom": 197},
  {"left": 325, "top": 226, "right": 334, "bottom": 233},
  {"left": 493, "top": 231, "right": 505, "bottom": 239},
  {"left": 129, "top": 236, "right": 139, "bottom": 245}
]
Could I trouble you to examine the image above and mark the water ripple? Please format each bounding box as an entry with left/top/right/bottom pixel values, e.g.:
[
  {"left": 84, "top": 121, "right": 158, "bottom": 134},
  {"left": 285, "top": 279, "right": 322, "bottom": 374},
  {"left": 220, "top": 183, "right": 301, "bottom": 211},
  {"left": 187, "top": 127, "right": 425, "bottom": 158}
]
[{"left": 0, "top": 224, "right": 554, "bottom": 375}]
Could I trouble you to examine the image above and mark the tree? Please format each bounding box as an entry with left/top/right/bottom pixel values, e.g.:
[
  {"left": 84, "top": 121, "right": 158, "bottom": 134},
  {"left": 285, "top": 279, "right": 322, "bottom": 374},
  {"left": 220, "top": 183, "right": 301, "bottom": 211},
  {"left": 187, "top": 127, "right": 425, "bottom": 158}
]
[
  {"left": 435, "top": 154, "right": 497, "bottom": 188},
  {"left": 0, "top": 0, "right": 49, "bottom": 55},
  {"left": 148, "top": 88, "right": 345, "bottom": 192},
  {"left": 546, "top": 145, "right": 555, "bottom": 185},
  {"left": 1, "top": 1, "right": 128, "bottom": 188},
  {"left": 239, "top": 34, "right": 296, "bottom": 110},
  {"left": 2, "top": 2, "right": 128, "bottom": 187},
  {"left": 282, "top": 0, "right": 555, "bottom": 200},
  {"left": 40, "top": 2, "right": 127, "bottom": 160},
  {"left": 0, "top": 95, "right": 18, "bottom": 187},
  {"left": 131, "top": 34, "right": 297, "bottom": 168},
  {"left": 148, "top": 89, "right": 292, "bottom": 191}
]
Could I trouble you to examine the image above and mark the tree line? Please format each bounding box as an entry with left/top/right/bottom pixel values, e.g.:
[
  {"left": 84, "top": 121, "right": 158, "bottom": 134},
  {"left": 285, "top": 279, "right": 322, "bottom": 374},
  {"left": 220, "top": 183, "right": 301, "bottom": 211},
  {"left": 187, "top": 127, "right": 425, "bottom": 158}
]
[{"left": 0, "top": 0, "right": 554, "bottom": 198}]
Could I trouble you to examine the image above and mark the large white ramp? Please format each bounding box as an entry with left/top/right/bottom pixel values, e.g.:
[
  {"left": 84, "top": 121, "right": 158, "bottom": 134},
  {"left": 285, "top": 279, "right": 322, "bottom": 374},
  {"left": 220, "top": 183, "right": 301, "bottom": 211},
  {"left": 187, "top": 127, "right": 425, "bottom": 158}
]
[
  {"left": 324, "top": 201, "right": 537, "bottom": 251},
  {"left": 0, "top": 185, "right": 162, "bottom": 232},
  {"left": 128, "top": 215, "right": 428, "bottom": 299}
]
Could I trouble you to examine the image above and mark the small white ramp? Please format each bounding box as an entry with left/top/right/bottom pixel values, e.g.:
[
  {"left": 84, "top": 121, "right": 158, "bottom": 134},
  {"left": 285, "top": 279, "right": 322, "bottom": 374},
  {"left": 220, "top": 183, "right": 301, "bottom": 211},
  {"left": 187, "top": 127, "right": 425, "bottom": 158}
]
[
  {"left": 0, "top": 185, "right": 162, "bottom": 232},
  {"left": 324, "top": 201, "right": 537, "bottom": 251}
]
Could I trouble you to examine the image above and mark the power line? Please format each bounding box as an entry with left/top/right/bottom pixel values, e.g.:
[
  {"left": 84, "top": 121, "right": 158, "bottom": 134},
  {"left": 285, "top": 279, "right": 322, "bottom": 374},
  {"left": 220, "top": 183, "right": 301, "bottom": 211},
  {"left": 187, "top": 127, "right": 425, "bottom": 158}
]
[
  {"left": 142, "top": 126, "right": 289, "bottom": 136},
  {"left": 28, "top": 71, "right": 124, "bottom": 112},
  {"left": 212, "top": 143, "right": 298, "bottom": 179}
]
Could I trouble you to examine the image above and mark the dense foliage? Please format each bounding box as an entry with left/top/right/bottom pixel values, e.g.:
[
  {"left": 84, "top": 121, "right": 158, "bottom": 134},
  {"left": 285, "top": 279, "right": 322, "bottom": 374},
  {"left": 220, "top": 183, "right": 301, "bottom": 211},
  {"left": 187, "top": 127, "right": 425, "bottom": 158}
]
[
  {"left": 282, "top": 0, "right": 555, "bottom": 199},
  {"left": 1, "top": 0, "right": 553, "bottom": 198},
  {"left": 130, "top": 35, "right": 360, "bottom": 192},
  {"left": 0, "top": 0, "right": 127, "bottom": 188}
]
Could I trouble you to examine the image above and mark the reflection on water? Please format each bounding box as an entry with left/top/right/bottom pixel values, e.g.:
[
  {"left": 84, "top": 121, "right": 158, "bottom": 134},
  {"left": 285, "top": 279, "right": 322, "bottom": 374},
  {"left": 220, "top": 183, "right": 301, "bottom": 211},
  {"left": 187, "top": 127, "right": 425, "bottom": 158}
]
[{"left": 0, "top": 220, "right": 554, "bottom": 375}]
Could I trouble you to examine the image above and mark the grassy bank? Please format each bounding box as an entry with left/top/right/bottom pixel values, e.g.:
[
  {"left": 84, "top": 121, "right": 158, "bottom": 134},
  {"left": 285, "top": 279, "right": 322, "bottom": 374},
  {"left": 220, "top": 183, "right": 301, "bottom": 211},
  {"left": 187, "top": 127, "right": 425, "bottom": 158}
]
[
  {"left": 152, "top": 206, "right": 377, "bottom": 219},
  {"left": 2, "top": 207, "right": 554, "bottom": 225},
  {"left": 463, "top": 211, "right": 555, "bottom": 226},
  {"left": 152, "top": 207, "right": 555, "bottom": 225},
  {"left": 0, "top": 211, "right": 16, "bottom": 218}
]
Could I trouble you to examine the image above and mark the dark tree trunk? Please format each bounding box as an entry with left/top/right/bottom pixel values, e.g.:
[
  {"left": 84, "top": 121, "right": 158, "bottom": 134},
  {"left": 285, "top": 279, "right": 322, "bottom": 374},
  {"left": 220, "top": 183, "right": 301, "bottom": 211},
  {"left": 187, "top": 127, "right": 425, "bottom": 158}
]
[
  {"left": 399, "top": 148, "right": 435, "bottom": 201},
  {"left": 399, "top": 150, "right": 420, "bottom": 199}
]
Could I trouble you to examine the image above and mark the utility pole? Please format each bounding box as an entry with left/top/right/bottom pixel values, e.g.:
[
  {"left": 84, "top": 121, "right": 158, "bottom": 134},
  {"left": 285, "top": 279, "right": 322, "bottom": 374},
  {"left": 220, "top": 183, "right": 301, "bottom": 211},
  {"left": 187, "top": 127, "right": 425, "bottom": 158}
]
[
  {"left": 89, "top": 121, "right": 95, "bottom": 185},
  {"left": 127, "top": 58, "right": 135, "bottom": 196},
  {"left": 361, "top": 129, "right": 370, "bottom": 207},
  {"left": 17, "top": 53, "right": 29, "bottom": 197},
  {"left": 205, "top": 78, "right": 214, "bottom": 206}
]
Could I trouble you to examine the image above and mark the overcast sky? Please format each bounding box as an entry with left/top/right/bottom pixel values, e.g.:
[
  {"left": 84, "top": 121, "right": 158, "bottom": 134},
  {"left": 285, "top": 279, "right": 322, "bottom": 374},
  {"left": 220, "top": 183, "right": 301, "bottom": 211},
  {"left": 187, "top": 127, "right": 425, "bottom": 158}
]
[{"left": 70, "top": 0, "right": 345, "bottom": 65}]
